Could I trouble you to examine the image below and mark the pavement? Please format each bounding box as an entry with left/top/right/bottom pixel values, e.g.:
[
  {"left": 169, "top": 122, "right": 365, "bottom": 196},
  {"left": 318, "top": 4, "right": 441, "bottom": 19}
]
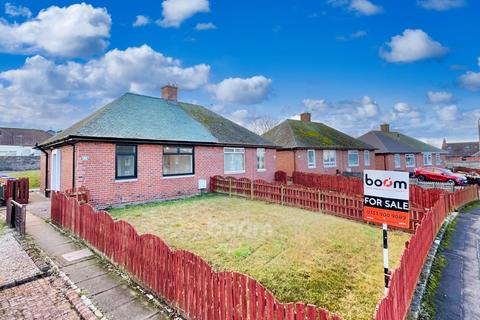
[
  {"left": 435, "top": 207, "right": 480, "bottom": 320},
  {"left": 25, "top": 192, "right": 172, "bottom": 320}
]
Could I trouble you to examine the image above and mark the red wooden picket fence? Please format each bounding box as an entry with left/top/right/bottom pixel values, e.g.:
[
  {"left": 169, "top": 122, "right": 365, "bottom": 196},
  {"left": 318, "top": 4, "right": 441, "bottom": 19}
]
[
  {"left": 210, "top": 176, "right": 428, "bottom": 233},
  {"left": 292, "top": 172, "right": 362, "bottom": 196},
  {"left": 51, "top": 191, "right": 341, "bottom": 320},
  {"left": 3, "top": 178, "right": 29, "bottom": 204},
  {"left": 374, "top": 185, "right": 478, "bottom": 320},
  {"left": 291, "top": 171, "right": 451, "bottom": 211}
]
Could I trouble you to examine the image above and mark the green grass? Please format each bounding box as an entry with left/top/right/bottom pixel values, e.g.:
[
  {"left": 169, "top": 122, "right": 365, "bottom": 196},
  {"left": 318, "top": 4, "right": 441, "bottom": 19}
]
[
  {"left": 110, "top": 194, "right": 410, "bottom": 320},
  {"left": 8, "top": 170, "right": 40, "bottom": 189},
  {"left": 459, "top": 200, "right": 480, "bottom": 213},
  {"left": 419, "top": 217, "right": 458, "bottom": 319}
]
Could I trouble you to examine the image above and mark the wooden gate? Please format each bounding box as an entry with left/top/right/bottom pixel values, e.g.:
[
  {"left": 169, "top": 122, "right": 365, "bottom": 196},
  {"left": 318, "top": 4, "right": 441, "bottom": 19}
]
[{"left": 4, "top": 178, "right": 29, "bottom": 204}]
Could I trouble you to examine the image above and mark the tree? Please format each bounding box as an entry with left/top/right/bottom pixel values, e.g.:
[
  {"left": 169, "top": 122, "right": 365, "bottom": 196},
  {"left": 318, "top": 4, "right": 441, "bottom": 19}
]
[{"left": 249, "top": 116, "right": 279, "bottom": 135}]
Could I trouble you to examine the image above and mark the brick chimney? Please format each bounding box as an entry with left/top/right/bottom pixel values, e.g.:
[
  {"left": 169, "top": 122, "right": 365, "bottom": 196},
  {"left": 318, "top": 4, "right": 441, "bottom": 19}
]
[
  {"left": 300, "top": 112, "right": 311, "bottom": 122},
  {"left": 380, "top": 123, "right": 390, "bottom": 133},
  {"left": 161, "top": 84, "right": 178, "bottom": 101}
]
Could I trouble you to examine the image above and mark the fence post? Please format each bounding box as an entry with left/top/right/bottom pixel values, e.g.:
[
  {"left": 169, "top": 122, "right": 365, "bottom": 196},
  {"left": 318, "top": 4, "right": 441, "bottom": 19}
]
[
  {"left": 281, "top": 185, "right": 284, "bottom": 205},
  {"left": 318, "top": 190, "right": 322, "bottom": 212},
  {"left": 229, "top": 178, "right": 232, "bottom": 197},
  {"left": 251, "top": 181, "right": 254, "bottom": 200},
  {"left": 6, "top": 198, "right": 12, "bottom": 227}
]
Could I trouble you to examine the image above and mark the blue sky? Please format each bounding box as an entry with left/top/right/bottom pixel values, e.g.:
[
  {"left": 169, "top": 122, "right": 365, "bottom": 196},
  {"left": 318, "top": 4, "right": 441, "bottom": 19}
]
[{"left": 0, "top": 0, "right": 479, "bottom": 146}]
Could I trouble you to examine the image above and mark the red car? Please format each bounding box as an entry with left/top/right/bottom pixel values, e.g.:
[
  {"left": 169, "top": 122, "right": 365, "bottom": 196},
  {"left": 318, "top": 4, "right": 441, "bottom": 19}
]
[{"left": 414, "top": 167, "right": 467, "bottom": 185}]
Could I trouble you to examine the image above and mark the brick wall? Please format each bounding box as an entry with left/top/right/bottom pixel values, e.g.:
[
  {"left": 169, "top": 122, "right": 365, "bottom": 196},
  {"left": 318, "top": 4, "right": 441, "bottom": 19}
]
[
  {"left": 374, "top": 153, "right": 446, "bottom": 172},
  {"left": 44, "top": 142, "right": 276, "bottom": 207},
  {"left": 275, "top": 151, "right": 295, "bottom": 176},
  {"left": 290, "top": 149, "right": 373, "bottom": 175}
]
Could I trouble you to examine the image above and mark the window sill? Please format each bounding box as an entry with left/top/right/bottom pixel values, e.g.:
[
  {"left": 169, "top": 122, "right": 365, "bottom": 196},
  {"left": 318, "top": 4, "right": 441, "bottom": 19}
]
[
  {"left": 307, "top": 167, "right": 316, "bottom": 169},
  {"left": 163, "top": 174, "right": 195, "bottom": 179},
  {"left": 324, "top": 165, "right": 337, "bottom": 168},
  {"left": 257, "top": 169, "right": 266, "bottom": 172},
  {"left": 348, "top": 164, "right": 359, "bottom": 167},
  {"left": 224, "top": 171, "right": 245, "bottom": 175},
  {"left": 115, "top": 178, "right": 138, "bottom": 183}
]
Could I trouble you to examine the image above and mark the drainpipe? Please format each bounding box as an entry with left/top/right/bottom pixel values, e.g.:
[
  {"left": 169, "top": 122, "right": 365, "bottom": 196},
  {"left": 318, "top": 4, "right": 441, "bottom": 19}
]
[
  {"left": 66, "top": 142, "right": 76, "bottom": 189},
  {"left": 35, "top": 144, "right": 49, "bottom": 197}
]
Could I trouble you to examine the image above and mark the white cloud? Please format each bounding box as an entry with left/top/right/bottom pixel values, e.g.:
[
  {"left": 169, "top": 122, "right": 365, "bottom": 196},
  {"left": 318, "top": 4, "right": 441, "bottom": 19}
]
[
  {"left": 427, "top": 91, "right": 453, "bottom": 104},
  {"left": 303, "top": 99, "right": 329, "bottom": 111},
  {"left": 0, "top": 3, "right": 111, "bottom": 58},
  {"left": 417, "top": 0, "right": 465, "bottom": 11},
  {"left": 380, "top": 29, "right": 448, "bottom": 63},
  {"left": 4, "top": 2, "right": 31, "bottom": 17},
  {"left": 195, "top": 22, "right": 216, "bottom": 31},
  {"left": 435, "top": 105, "right": 458, "bottom": 122},
  {"left": 133, "top": 15, "right": 150, "bottom": 27},
  {"left": 459, "top": 71, "right": 480, "bottom": 91},
  {"left": 393, "top": 102, "right": 412, "bottom": 113},
  {"left": 209, "top": 76, "right": 272, "bottom": 104},
  {"left": 328, "top": 0, "right": 383, "bottom": 15},
  {"left": 336, "top": 30, "right": 367, "bottom": 41},
  {"left": 0, "top": 45, "right": 211, "bottom": 129},
  {"left": 349, "top": 0, "right": 383, "bottom": 15},
  {"left": 158, "top": 0, "right": 210, "bottom": 28},
  {"left": 357, "top": 96, "right": 378, "bottom": 117}
]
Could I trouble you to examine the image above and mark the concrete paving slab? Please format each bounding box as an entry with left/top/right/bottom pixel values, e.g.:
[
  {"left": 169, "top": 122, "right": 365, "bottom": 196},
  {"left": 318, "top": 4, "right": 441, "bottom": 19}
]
[
  {"left": 63, "top": 263, "right": 107, "bottom": 284},
  {"left": 76, "top": 273, "right": 120, "bottom": 296},
  {"left": 61, "top": 257, "right": 97, "bottom": 271},
  {"left": 91, "top": 284, "right": 136, "bottom": 312},
  {"left": 62, "top": 248, "right": 93, "bottom": 262},
  {"left": 108, "top": 299, "right": 160, "bottom": 320}
]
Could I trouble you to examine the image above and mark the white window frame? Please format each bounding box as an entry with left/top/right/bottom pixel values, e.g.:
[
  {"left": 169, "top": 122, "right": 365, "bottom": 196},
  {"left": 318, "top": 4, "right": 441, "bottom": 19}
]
[
  {"left": 348, "top": 150, "right": 359, "bottom": 167},
  {"left": 394, "top": 154, "right": 401, "bottom": 169},
  {"left": 405, "top": 154, "right": 416, "bottom": 168},
  {"left": 307, "top": 149, "right": 316, "bottom": 168},
  {"left": 256, "top": 148, "right": 266, "bottom": 172},
  {"left": 423, "top": 152, "right": 432, "bottom": 166},
  {"left": 224, "top": 147, "right": 245, "bottom": 174},
  {"left": 364, "top": 150, "right": 370, "bottom": 167},
  {"left": 323, "top": 150, "right": 336, "bottom": 168},
  {"left": 435, "top": 153, "right": 441, "bottom": 165}
]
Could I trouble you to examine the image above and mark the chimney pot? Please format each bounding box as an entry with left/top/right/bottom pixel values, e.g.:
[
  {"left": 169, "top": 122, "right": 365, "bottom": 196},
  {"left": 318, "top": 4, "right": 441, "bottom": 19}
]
[
  {"left": 300, "top": 112, "right": 311, "bottom": 122},
  {"left": 161, "top": 84, "right": 178, "bottom": 101},
  {"left": 380, "top": 123, "right": 390, "bottom": 132}
]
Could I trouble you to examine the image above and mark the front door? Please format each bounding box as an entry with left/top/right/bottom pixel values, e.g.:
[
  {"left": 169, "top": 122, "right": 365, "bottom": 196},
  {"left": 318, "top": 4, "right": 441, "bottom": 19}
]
[{"left": 51, "top": 149, "right": 61, "bottom": 191}]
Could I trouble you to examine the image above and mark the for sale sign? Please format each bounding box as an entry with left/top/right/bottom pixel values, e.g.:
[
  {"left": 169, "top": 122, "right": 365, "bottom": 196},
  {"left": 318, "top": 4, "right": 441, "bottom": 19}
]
[{"left": 363, "top": 170, "right": 410, "bottom": 229}]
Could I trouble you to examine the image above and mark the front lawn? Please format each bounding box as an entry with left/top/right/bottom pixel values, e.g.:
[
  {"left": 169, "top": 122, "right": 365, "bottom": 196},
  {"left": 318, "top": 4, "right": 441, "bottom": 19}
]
[
  {"left": 109, "top": 194, "right": 410, "bottom": 320},
  {"left": 8, "top": 170, "right": 40, "bottom": 189}
]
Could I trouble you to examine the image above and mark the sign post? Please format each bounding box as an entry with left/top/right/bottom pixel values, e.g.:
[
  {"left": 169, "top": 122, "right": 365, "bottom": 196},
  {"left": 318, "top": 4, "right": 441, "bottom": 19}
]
[{"left": 363, "top": 170, "right": 410, "bottom": 293}]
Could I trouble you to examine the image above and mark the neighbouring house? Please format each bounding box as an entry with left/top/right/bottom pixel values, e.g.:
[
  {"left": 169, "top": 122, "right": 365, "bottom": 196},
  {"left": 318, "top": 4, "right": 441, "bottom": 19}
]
[
  {"left": 441, "top": 139, "right": 480, "bottom": 169},
  {"left": 37, "top": 86, "right": 277, "bottom": 208},
  {"left": 262, "top": 112, "right": 376, "bottom": 176},
  {"left": 358, "top": 124, "right": 447, "bottom": 172},
  {"left": 0, "top": 127, "right": 53, "bottom": 171}
]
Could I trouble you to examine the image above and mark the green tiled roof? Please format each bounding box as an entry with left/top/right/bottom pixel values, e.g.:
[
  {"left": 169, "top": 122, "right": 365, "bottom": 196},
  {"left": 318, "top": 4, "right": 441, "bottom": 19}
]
[
  {"left": 40, "top": 93, "right": 274, "bottom": 147},
  {"left": 262, "top": 119, "right": 375, "bottom": 150}
]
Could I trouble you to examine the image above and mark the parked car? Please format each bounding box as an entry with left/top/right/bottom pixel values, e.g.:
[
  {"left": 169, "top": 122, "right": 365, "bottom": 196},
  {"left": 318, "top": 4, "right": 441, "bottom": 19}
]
[
  {"left": 454, "top": 170, "right": 480, "bottom": 185},
  {"left": 414, "top": 167, "right": 468, "bottom": 186}
]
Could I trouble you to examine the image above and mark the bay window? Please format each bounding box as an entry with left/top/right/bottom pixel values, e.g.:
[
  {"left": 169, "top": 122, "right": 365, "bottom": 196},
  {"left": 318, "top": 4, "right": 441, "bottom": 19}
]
[
  {"left": 116, "top": 145, "right": 137, "bottom": 179},
  {"left": 163, "top": 146, "right": 194, "bottom": 176},
  {"left": 224, "top": 148, "right": 245, "bottom": 173}
]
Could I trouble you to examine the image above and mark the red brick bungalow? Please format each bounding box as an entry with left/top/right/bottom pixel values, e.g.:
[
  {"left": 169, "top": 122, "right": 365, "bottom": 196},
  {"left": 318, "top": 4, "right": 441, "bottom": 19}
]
[
  {"left": 262, "top": 112, "right": 376, "bottom": 176},
  {"left": 358, "top": 124, "right": 448, "bottom": 172},
  {"left": 37, "top": 86, "right": 276, "bottom": 208}
]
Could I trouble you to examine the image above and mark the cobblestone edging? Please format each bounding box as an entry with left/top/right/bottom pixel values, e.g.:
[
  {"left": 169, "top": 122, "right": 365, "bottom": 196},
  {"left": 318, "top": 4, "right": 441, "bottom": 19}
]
[
  {"left": 407, "top": 211, "right": 459, "bottom": 319},
  {"left": 19, "top": 234, "right": 101, "bottom": 320},
  {"left": 48, "top": 221, "right": 182, "bottom": 320}
]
